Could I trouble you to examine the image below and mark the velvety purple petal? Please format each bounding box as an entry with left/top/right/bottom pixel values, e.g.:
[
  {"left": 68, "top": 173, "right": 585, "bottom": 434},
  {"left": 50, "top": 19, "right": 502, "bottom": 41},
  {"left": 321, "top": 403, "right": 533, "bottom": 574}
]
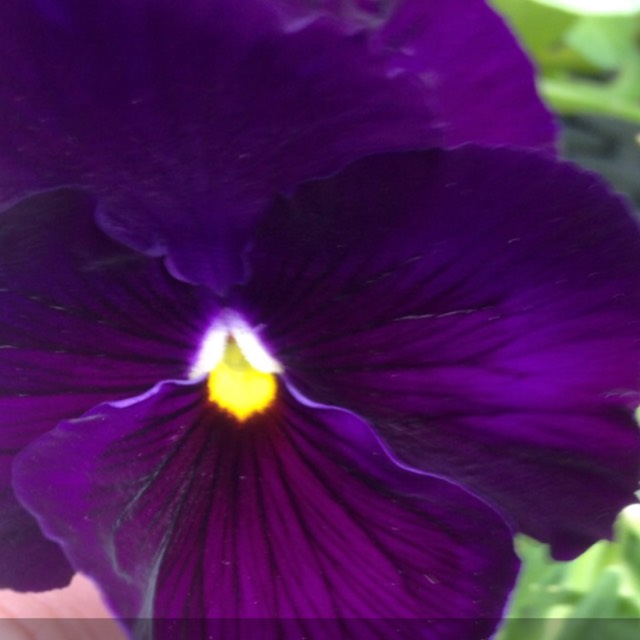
[
  {"left": 0, "top": 189, "right": 218, "bottom": 589},
  {"left": 0, "top": 484, "right": 72, "bottom": 591},
  {"left": 0, "top": 0, "right": 448, "bottom": 293},
  {"left": 232, "top": 147, "right": 640, "bottom": 559},
  {"left": 265, "top": 0, "right": 557, "bottom": 149},
  {"left": 14, "top": 381, "right": 518, "bottom": 639}
]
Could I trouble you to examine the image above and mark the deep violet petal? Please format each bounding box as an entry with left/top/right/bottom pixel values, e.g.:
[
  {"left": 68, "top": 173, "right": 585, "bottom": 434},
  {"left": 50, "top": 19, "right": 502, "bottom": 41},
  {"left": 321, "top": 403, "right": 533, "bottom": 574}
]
[
  {"left": 0, "top": 0, "right": 445, "bottom": 292},
  {"left": 265, "top": 0, "right": 557, "bottom": 149},
  {"left": 14, "top": 381, "right": 518, "bottom": 640},
  {"left": 232, "top": 146, "right": 640, "bottom": 559}
]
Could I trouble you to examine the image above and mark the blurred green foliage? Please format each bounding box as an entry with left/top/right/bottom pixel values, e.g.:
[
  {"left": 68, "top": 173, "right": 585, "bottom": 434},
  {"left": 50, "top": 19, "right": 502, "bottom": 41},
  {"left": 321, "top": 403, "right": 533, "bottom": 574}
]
[
  {"left": 495, "top": 506, "right": 640, "bottom": 637},
  {"left": 490, "top": 0, "right": 640, "bottom": 123}
]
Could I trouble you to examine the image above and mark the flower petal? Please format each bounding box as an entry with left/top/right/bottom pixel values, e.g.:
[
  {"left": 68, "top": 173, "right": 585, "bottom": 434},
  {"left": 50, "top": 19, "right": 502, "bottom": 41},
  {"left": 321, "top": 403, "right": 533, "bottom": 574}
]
[
  {"left": 14, "top": 381, "right": 518, "bottom": 639},
  {"left": 0, "top": 482, "right": 72, "bottom": 591},
  {"left": 0, "top": 188, "right": 217, "bottom": 589},
  {"left": 233, "top": 147, "right": 640, "bottom": 558},
  {"left": 0, "top": 0, "right": 446, "bottom": 292},
  {"left": 266, "top": 0, "right": 557, "bottom": 149}
]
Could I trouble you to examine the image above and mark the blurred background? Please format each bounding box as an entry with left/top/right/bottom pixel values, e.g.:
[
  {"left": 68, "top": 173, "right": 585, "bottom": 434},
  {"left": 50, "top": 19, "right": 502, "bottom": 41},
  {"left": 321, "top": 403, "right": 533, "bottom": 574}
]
[{"left": 488, "top": 1, "right": 640, "bottom": 636}]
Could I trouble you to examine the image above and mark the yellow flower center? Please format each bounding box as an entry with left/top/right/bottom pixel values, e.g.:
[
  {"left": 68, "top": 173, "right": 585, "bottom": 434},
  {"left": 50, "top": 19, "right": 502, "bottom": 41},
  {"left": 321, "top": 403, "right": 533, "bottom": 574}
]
[{"left": 207, "top": 338, "right": 277, "bottom": 422}]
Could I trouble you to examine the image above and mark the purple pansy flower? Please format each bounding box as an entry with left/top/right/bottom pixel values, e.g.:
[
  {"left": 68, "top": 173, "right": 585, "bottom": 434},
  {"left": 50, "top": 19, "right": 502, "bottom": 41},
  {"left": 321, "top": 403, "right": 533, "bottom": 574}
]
[{"left": 1, "top": 1, "right": 640, "bottom": 639}]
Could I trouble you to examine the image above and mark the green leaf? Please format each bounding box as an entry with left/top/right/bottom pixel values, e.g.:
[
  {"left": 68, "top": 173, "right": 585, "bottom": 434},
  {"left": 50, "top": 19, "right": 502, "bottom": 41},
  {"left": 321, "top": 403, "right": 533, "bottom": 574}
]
[
  {"left": 539, "top": 77, "right": 640, "bottom": 122},
  {"left": 498, "top": 508, "right": 640, "bottom": 640},
  {"left": 566, "top": 15, "right": 638, "bottom": 70},
  {"left": 619, "top": 506, "right": 640, "bottom": 595},
  {"left": 560, "top": 540, "right": 617, "bottom": 594},
  {"left": 489, "top": 0, "right": 577, "bottom": 57}
]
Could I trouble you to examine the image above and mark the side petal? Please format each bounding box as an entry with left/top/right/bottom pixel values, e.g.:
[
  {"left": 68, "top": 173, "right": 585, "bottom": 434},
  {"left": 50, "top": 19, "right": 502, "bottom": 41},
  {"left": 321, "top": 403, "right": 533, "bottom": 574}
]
[
  {"left": 0, "top": 0, "right": 442, "bottom": 292},
  {"left": 0, "top": 485, "right": 72, "bottom": 591},
  {"left": 265, "top": 0, "right": 557, "bottom": 149},
  {"left": 14, "top": 381, "right": 518, "bottom": 640},
  {"left": 234, "top": 146, "right": 640, "bottom": 559},
  {"left": 0, "top": 189, "right": 217, "bottom": 589}
]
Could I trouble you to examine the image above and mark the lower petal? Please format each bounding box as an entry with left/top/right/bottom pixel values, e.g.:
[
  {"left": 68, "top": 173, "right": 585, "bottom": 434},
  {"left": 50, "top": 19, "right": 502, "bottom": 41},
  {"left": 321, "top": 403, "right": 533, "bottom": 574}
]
[{"left": 14, "top": 381, "right": 517, "bottom": 639}]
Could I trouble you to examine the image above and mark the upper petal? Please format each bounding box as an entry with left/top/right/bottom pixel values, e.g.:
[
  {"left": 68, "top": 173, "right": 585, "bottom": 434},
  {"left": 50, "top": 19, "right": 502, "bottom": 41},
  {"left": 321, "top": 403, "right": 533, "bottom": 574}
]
[
  {"left": 14, "top": 381, "right": 518, "bottom": 639},
  {"left": 265, "top": 0, "right": 557, "bottom": 149},
  {"left": 233, "top": 146, "right": 640, "bottom": 559},
  {"left": 0, "top": 0, "right": 446, "bottom": 292},
  {"left": 0, "top": 188, "right": 218, "bottom": 590}
]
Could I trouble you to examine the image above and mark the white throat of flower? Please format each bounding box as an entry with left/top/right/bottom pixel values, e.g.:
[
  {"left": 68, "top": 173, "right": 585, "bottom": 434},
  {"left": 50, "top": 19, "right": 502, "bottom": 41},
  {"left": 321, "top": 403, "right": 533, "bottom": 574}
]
[{"left": 190, "top": 311, "right": 282, "bottom": 422}]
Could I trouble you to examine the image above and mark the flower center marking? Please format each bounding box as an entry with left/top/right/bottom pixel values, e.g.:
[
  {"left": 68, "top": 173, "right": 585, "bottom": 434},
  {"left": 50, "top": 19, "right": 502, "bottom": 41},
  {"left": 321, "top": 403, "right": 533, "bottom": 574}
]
[
  {"left": 191, "top": 311, "right": 281, "bottom": 422},
  {"left": 207, "top": 337, "right": 277, "bottom": 421}
]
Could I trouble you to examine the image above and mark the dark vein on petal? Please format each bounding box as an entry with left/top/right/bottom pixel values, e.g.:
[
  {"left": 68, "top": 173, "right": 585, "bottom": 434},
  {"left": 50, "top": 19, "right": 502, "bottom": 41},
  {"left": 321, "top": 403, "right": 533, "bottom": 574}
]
[{"left": 270, "top": 426, "right": 340, "bottom": 619}]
